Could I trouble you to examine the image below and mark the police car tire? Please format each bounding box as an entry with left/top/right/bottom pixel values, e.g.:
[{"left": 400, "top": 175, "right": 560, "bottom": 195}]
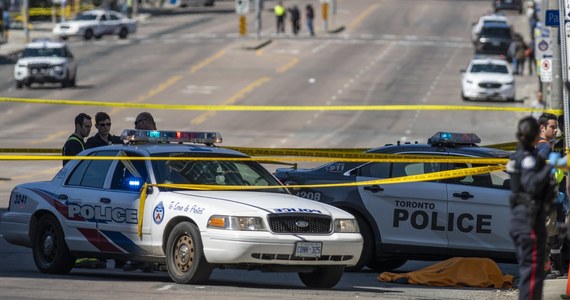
[
  {"left": 32, "top": 214, "right": 75, "bottom": 274},
  {"left": 119, "top": 28, "right": 128, "bottom": 39},
  {"left": 165, "top": 222, "right": 213, "bottom": 284},
  {"left": 366, "top": 258, "right": 407, "bottom": 272},
  {"left": 84, "top": 29, "right": 93, "bottom": 40},
  {"left": 298, "top": 265, "right": 344, "bottom": 288},
  {"left": 345, "top": 216, "right": 374, "bottom": 272}
]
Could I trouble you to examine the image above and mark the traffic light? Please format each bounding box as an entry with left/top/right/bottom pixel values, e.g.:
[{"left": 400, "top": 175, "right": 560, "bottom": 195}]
[{"left": 239, "top": 15, "right": 247, "bottom": 36}]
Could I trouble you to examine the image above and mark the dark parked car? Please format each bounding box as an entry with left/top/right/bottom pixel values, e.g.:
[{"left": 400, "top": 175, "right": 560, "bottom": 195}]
[
  {"left": 493, "top": 0, "right": 523, "bottom": 14},
  {"left": 474, "top": 23, "right": 513, "bottom": 57}
]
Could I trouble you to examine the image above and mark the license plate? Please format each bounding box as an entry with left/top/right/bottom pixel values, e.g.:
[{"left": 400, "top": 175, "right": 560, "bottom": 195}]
[{"left": 294, "top": 242, "right": 322, "bottom": 258}]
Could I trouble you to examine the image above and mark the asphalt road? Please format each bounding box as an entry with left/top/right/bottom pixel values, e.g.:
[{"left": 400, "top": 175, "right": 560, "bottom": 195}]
[{"left": 0, "top": 0, "right": 544, "bottom": 299}]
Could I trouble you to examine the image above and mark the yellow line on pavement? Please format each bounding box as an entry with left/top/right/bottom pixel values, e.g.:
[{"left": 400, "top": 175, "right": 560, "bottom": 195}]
[
  {"left": 190, "top": 49, "right": 227, "bottom": 74},
  {"left": 347, "top": 3, "right": 379, "bottom": 31},
  {"left": 0, "top": 166, "right": 61, "bottom": 185},
  {"left": 110, "top": 75, "right": 183, "bottom": 115},
  {"left": 276, "top": 57, "right": 299, "bottom": 74},
  {"left": 191, "top": 76, "right": 272, "bottom": 125}
]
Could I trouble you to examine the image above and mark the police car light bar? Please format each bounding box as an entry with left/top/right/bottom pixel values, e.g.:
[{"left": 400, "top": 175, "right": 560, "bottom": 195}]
[
  {"left": 428, "top": 132, "right": 481, "bottom": 145},
  {"left": 121, "top": 129, "right": 223, "bottom": 144}
]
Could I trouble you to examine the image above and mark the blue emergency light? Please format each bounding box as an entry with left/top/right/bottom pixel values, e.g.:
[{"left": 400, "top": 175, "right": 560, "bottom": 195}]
[
  {"left": 121, "top": 129, "right": 223, "bottom": 145},
  {"left": 428, "top": 132, "right": 481, "bottom": 146}
]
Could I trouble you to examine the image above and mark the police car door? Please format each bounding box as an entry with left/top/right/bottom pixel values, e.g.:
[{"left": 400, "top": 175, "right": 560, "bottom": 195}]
[
  {"left": 55, "top": 150, "right": 117, "bottom": 252},
  {"left": 354, "top": 158, "right": 449, "bottom": 251},
  {"left": 444, "top": 161, "right": 512, "bottom": 253},
  {"left": 97, "top": 151, "right": 150, "bottom": 254}
]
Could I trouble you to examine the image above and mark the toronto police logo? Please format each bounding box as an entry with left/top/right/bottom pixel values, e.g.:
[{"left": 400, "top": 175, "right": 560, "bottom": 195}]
[{"left": 153, "top": 201, "right": 165, "bottom": 224}]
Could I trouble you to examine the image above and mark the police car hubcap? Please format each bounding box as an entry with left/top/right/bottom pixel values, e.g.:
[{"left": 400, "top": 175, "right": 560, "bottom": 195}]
[
  {"left": 43, "top": 234, "right": 55, "bottom": 257},
  {"left": 175, "top": 236, "right": 194, "bottom": 271}
]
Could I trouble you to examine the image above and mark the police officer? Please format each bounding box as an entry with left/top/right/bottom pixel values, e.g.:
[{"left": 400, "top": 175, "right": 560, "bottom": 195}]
[
  {"left": 86, "top": 112, "right": 123, "bottom": 148},
  {"left": 62, "top": 113, "right": 92, "bottom": 166},
  {"left": 508, "top": 116, "right": 557, "bottom": 300}
]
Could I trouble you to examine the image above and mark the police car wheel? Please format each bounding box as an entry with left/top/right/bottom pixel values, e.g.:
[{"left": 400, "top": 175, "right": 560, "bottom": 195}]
[
  {"left": 345, "top": 215, "right": 374, "bottom": 272},
  {"left": 366, "top": 258, "right": 407, "bottom": 272},
  {"left": 119, "top": 28, "right": 128, "bottom": 39},
  {"left": 84, "top": 29, "right": 93, "bottom": 40},
  {"left": 32, "top": 214, "right": 75, "bottom": 274},
  {"left": 298, "top": 266, "right": 344, "bottom": 288},
  {"left": 15, "top": 81, "right": 23, "bottom": 89},
  {"left": 166, "top": 222, "right": 212, "bottom": 284}
]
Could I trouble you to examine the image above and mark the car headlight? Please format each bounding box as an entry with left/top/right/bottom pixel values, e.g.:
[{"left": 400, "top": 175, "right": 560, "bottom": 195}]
[
  {"left": 16, "top": 64, "right": 27, "bottom": 68},
  {"left": 334, "top": 219, "right": 359, "bottom": 233},
  {"left": 465, "top": 79, "right": 473, "bottom": 84},
  {"left": 207, "top": 215, "right": 266, "bottom": 231},
  {"left": 504, "top": 81, "right": 514, "bottom": 85},
  {"left": 53, "top": 64, "right": 64, "bottom": 72}
]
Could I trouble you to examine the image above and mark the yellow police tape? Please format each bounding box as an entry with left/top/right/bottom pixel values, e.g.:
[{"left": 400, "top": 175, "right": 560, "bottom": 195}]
[
  {"left": 136, "top": 165, "right": 506, "bottom": 237},
  {"left": 0, "top": 97, "right": 563, "bottom": 114},
  {"left": 0, "top": 154, "right": 509, "bottom": 164}
]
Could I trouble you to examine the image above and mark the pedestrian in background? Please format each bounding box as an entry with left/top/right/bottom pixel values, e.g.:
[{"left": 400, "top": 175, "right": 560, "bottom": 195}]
[
  {"left": 86, "top": 112, "right": 123, "bottom": 149},
  {"left": 134, "top": 112, "right": 156, "bottom": 130},
  {"left": 62, "top": 113, "right": 92, "bottom": 167},
  {"left": 515, "top": 37, "right": 527, "bottom": 76},
  {"left": 305, "top": 4, "right": 314, "bottom": 36},
  {"left": 289, "top": 5, "right": 300, "bottom": 36},
  {"left": 1, "top": 8, "right": 9, "bottom": 43},
  {"left": 507, "top": 116, "right": 557, "bottom": 300},
  {"left": 530, "top": 91, "right": 545, "bottom": 120},
  {"left": 527, "top": 40, "right": 535, "bottom": 76},
  {"left": 274, "top": 1, "right": 286, "bottom": 34}
]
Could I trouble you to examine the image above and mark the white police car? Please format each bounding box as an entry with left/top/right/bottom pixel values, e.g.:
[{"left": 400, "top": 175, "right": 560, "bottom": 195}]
[
  {"left": 52, "top": 10, "right": 137, "bottom": 40},
  {"left": 13, "top": 39, "right": 78, "bottom": 89},
  {"left": 1, "top": 130, "right": 362, "bottom": 288},
  {"left": 274, "top": 132, "right": 513, "bottom": 272},
  {"left": 461, "top": 57, "right": 515, "bottom": 101}
]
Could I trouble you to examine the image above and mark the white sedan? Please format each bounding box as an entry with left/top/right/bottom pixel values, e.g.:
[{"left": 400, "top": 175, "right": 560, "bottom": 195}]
[
  {"left": 53, "top": 10, "right": 136, "bottom": 40},
  {"left": 471, "top": 14, "right": 509, "bottom": 43},
  {"left": 1, "top": 130, "right": 362, "bottom": 288},
  {"left": 461, "top": 57, "right": 515, "bottom": 101}
]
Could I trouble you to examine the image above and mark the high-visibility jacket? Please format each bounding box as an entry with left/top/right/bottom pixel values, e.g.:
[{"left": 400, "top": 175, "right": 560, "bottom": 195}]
[{"left": 274, "top": 5, "right": 285, "bottom": 17}]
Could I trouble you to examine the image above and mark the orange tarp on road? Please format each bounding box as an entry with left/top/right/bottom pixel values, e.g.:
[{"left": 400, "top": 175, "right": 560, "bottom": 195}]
[{"left": 378, "top": 257, "right": 513, "bottom": 289}]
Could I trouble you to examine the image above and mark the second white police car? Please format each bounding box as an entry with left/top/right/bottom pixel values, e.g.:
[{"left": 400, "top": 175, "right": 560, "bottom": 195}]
[
  {"left": 1, "top": 130, "right": 362, "bottom": 288},
  {"left": 274, "top": 132, "right": 514, "bottom": 272},
  {"left": 461, "top": 57, "right": 515, "bottom": 101}
]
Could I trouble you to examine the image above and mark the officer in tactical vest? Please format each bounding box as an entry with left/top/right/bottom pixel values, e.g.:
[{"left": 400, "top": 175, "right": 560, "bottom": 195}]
[
  {"left": 62, "top": 113, "right": 92, "bottom": 166},
  {"left": 507, "top": 116, "right": 558, "bottom": 300}
]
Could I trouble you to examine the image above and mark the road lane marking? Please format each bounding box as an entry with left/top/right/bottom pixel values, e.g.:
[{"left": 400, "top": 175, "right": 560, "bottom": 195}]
[
  {"left": 156, "top": 285, "right": 174, "bottom": 291},
  {"left": 109, "top": 75, "right": 183, "bottom": 115},
  {"left": 190, "top": 49, "right": 227, "bottom": 74},
  {"left": 190, "top": 76, "right": 272, "bottom": 125},
  {"left": 347, "top": 3, "right": 380, "bottom": 31},
  {"left": 276, "top": 57, "right": 299, "bottom": 74}
]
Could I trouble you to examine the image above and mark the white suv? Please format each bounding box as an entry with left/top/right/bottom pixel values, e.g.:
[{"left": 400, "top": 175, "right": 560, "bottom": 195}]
[{"left": 13, "top": 40, "right": 78, "bottom": 89}]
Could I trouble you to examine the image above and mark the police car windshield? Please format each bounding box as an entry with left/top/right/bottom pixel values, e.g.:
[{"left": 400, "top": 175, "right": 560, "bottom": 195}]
[
  {"left": 471, "top": 63, "right": 508, "bottom": 74},
  {"left": 74, "top": 13, "right": 98, "bottom": 21},
  {"left": 151, "top": 153, "right": 288, "bottom": 194},
  {"left": 22, "top": 47, "right": 65, "bottom": 58}
]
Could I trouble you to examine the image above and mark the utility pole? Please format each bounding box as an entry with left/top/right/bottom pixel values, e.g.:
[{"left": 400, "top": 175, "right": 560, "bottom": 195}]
[
  {"left": 550, "top": 0, "right": 562, "bottom": 109},
  {"left": 22, "top": 0, "right": 29, "bottom": 42},
  {"left": 559, "top": 0, "right": 570, "bottom": 149},
  {"left": 254, "top": 0, "right": 262, "bottom": 39}
]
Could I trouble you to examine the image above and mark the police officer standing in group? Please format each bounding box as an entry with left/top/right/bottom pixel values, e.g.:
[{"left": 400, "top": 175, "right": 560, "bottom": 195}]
[
  {"left": 62, "top": 113, "right": 92, "bottom": 166},
  {"left": 508, "top": 116, "right": 558, "bottom": 300}
]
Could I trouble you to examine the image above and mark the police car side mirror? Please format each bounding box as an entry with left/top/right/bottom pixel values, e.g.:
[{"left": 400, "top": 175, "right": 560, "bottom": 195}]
[
  {"left": 460, "top": 69, "right": 466, "bottom": 73},
  {"left": 146, "top": 186, "right": 154, "bottom": 194}
]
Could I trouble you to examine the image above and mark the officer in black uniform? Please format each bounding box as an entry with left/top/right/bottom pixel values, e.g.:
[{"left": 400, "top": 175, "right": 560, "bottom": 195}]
[
  {"left": 85, "top": 112, "right": 123, "bottom": 148},
  {"left": 508, "top": 116, "right": 557, "bottom": 300},
  {"left": 62, "top": 113, "right": 92, "bottom": 166}
]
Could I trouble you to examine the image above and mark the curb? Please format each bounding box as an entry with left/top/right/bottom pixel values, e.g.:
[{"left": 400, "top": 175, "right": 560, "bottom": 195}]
[{"left": 242, "top": 39, "right": 272, "bottom": 50}]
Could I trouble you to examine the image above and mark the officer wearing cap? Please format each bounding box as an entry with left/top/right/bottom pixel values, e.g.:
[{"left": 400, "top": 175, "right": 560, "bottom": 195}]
[{"left": 507, "top": 116, "right": 558, "bottom": 299}]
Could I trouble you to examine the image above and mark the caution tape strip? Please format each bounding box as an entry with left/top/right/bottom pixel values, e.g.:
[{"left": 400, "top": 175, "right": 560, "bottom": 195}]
[
  {"left": 136, "top": 165, "right": 505, "bottom": 237},
  {"left": 0, "top": 154, "right": 509, "bottom": 164},
  {"left": 0, "top": 97, "right": 563, "bottom": 114}
]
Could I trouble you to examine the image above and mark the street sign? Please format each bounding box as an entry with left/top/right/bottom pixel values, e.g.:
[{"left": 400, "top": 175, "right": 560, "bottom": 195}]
[
  {"left": 235, "top": 0, "right": 249, "bottom": 15},
  {"left": 545, "top": 10, "right": 559, "bottom": 27},
  {"left": 541, "top": 58, "right": 553, "bottom": 82}
]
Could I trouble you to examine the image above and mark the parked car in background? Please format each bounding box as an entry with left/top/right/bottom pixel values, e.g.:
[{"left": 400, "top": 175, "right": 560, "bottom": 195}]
[
  {"left": 474, "top": 22, "right": 513, "bottom": 57},
  {"left": 461, "top": 56, "right": 515, "bottom": 101},
  {"left": 493, "top": 0, "right": 523, "bottom": 14},
  {"left": 13, "top": 39, "right": 78, "bottom": 89},
  {"left": 52, "top": 10, "right": 136, "bottom": 40},
  {"left": 471, "top": 14, "right": 510, "bottom": 44}
]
